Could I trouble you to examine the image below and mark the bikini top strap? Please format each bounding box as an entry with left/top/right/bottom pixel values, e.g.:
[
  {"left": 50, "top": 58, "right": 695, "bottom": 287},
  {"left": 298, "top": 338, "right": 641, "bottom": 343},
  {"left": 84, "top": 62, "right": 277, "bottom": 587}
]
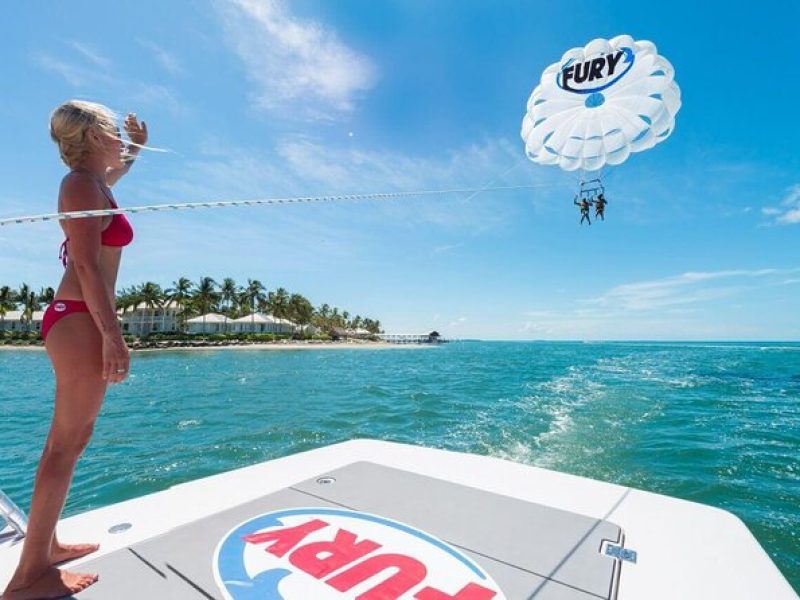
[
  {"left": 98, "top": 184, "right": 118, "bottom": 209},
  {"left": 72, "top": 168, "right": 116, "bottom": 208}
]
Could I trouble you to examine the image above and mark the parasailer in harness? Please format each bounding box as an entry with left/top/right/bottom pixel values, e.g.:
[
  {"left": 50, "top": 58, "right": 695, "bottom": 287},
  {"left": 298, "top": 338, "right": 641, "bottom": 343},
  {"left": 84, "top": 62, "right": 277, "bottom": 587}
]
[
  {"left": 594, "top": 193, "right": 607, "bottom": 220},
  {"left": 574, "top": 196, "right": 592, "bottom": 225}
]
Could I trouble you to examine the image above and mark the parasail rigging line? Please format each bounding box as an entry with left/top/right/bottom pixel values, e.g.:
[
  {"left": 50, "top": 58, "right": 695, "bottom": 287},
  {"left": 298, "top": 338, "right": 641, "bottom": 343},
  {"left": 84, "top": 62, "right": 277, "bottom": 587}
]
[{"left": 0, "top": 183, "right": 558, "bottom": 228}]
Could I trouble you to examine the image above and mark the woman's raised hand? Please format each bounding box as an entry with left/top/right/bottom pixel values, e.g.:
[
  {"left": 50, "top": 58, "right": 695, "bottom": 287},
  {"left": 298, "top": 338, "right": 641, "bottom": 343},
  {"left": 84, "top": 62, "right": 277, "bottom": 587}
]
[{"left": 124, "top": 113, "right": 148, "bottom": 148}]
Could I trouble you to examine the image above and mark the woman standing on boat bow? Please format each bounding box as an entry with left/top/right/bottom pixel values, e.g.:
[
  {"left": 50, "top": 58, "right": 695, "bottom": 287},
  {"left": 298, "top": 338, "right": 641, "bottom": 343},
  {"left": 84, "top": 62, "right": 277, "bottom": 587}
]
[{"left": 2, "top": 101, "right": 146, "bottom": 600}]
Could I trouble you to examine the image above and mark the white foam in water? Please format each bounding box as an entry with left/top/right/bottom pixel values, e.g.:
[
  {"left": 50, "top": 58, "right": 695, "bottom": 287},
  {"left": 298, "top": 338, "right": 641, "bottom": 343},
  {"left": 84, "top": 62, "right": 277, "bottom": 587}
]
[{"left": 479, "top": 365, "right": 609, "bottom": 469}]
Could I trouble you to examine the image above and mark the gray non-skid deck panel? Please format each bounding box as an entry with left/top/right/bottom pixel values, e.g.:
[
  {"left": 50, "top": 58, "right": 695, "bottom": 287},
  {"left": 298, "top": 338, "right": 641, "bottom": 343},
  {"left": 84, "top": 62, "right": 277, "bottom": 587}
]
[
  {"left": 293, "top": 462, "right": 622, "bottom": 598},
  {"left": 72, "top": 461, "right": 622, "bottom": 599},
  {"left": 79, "top": 489, "right": 603, "bottom": 600}
]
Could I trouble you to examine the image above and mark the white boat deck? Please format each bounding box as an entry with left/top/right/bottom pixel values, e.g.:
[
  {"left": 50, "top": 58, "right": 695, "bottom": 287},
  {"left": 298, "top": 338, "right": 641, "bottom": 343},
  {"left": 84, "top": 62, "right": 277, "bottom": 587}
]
[{"left": 1, "top": 440, "right": 796, "bottom": 599}]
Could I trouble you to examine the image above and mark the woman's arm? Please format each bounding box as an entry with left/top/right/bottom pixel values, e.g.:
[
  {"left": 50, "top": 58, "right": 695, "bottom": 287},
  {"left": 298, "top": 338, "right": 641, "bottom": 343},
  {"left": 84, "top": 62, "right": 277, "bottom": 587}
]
[
  {"left": 105, "top": 149, "right": 138, "bottom": 188},
  {"left": 106, "top": 113, "right": 147, "bottom": 188}
]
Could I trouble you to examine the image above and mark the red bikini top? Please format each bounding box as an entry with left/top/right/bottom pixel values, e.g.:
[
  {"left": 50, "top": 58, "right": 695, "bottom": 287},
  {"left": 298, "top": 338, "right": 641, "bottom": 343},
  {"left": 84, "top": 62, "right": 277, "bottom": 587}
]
[{"left": 59, "top": 183, "right": 134, "bottom": 267}]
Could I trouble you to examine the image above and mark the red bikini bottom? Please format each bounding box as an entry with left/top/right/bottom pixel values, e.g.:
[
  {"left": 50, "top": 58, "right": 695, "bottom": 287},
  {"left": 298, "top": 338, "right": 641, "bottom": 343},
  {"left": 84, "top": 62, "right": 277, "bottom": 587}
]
[{"left": 42, "top": 299, "right": 89, "bottom": 341}]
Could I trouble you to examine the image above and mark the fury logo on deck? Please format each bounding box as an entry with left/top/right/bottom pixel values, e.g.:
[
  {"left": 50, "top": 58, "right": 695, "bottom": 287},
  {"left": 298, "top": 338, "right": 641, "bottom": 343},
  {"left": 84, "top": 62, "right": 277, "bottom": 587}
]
[
  {"left": 213, "top": 507, "right": 506, "bottom": 600},
  {"left": 557, "top": 48, "right": 634, "bottom": 94}
]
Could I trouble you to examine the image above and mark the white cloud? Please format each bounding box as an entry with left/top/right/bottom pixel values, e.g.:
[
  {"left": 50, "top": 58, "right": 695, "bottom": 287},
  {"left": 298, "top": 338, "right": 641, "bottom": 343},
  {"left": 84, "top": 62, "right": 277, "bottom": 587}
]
[
  {"left": 519, "top": 268, "right": 800, "bottom": 339},
  {"left": 137, "top": 39, "right": 183, "bottom": 75},
  {"left": 33, "top": 54, "right": 96, "bottom": 86},
  {"left": 31, "top": 43, "right": 186, "bottom": 119},
  {"left": 70, "top": 42, "right": 111, "bottom": 68},
  {"left": 432, "top": 243, "right": 461, "bottom": 255},
  {"left": 583, "top": 269, "right": 784, "bottom": 311},
  {"left": 216, "top": 0, "right": 377, "bottom": 119},
  {"left": 129, "top": 83, "right": 187, "bottom": 117},
  {"left": 762, "top": 184, "right": 800, "bottom": 225},
  {"left": 33, "top": 41, "right": 114, "bottom": 86}
]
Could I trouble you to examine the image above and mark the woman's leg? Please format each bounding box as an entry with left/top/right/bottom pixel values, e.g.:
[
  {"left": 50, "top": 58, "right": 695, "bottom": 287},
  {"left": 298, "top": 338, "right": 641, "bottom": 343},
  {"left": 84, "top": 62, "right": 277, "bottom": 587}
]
[{"left": 2, "top": 312, "right": 105, "bottom": 598}]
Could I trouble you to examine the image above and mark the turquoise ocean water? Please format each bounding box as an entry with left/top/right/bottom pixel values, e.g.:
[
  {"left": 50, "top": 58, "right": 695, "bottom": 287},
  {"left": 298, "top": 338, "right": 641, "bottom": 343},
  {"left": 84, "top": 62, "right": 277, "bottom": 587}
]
[{"left": 1, "top": 341, "right": 798, "bottom": 590}]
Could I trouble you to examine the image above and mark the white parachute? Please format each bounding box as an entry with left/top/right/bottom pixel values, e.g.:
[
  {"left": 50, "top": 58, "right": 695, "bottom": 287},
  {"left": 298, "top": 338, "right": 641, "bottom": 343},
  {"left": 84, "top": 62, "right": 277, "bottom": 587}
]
[{"left": 521, "top": 35, "right": 681, "bottom": 172}]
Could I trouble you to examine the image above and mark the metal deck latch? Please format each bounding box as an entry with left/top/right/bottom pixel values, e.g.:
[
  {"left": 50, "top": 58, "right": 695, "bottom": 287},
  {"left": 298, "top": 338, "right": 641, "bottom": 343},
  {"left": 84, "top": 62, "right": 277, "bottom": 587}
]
[
  {"left": 605, "top": 543, "right": 638, "bottom": 563},
  {"left": 0, "top": 490, "right": 28, "bottom": 541}
]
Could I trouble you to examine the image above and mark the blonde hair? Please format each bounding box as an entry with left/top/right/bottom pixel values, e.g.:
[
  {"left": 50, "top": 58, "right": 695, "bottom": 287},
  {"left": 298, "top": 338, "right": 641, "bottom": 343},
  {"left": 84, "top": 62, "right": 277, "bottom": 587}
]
[{"left": 49, "top": 100, "right": 118, "bottom": 168}]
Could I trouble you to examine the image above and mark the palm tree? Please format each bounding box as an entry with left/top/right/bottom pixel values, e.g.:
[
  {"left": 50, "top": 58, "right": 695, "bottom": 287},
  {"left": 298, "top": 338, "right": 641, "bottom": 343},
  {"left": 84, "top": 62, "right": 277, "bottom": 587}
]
[
  {"left": 220, "top": 278, "right": 238, "bottom": 330},
  {"left": 289, "top": 294, "right": 314, "bottom": 334},
  {"left": 244, "top": 279, "right": 266, "bottom": 332},
  {"left": 16, "top": 284, "right": 30, "bottom": 306},
  {"left": 238, "top": 290, "right": 252, "bottom": 316},
  {"left": 138, "top": 282, "right": 165, "bottom": 335},
  {"left": 318, "top": 303, "right": 331, "bottom": 321},
  {"left": 39, "top": 287, "right": 55, "bottom": 305},
  {"left": 116, "top": 285, "right": 137, "bottom": 315},
  {"left": 14, "top": 283, "right": 29, "bottom": 332},
  {"left": 22, "top": 291, "right": 40, "bottom": 333},
  {"left": 193, "top": 277, "right": 219, "bottom": 335},
  {"left": 114, "top": 286, "right": 136, "bottom": 335},
  {"left": 313, "top": 303, "right": 332, "bottom": 333},
  {"left": 0, "top": 286, "right": 15, "bottom": 332},
  {"left": 266, "top": 287, "right": 290, "bottom": 323},
  {"left": 166, "top": 277, "right": 193, "bottom": 332}
]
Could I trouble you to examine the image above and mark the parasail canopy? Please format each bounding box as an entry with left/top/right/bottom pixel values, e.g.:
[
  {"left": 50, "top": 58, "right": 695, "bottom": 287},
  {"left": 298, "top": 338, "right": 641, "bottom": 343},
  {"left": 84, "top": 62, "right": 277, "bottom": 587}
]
[{"left": 521, "top": 35, "right": 681, "bottom": 172}]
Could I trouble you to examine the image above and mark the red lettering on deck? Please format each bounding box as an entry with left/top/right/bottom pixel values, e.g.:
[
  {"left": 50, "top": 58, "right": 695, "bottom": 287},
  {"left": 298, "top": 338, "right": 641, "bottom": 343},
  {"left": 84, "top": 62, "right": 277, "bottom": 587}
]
[
  {"left": 327, "top": 553, "right": 427, "bottom": 599},
  {"left": 241, "top": 516, "right": 500, "bottom": 599},
  {"left": 243, "top": 519, "right": 328, "bottom": 558},
  {"left": 290, "top": 529, "right": 382, "bottom": 578},
  {"left": 416, "top": 582, "right": 497, "bottom": 599}
]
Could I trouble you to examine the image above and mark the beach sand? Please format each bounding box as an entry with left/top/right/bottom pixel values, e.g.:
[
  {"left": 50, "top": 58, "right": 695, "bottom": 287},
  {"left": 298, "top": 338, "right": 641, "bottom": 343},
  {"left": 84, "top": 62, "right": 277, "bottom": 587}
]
[
  {"left": 0, "top": 341, "right": 432, "bottom": 352},
  {"left": 134, "top": 341, "right": 431, "bottom": 352}
]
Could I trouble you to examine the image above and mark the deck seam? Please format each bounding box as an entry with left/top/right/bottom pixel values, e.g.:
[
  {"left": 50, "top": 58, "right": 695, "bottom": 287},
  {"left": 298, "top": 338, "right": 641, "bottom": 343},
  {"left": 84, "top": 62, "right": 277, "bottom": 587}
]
[
  {"left": 166, "top": 563, "right": 217, "bottom": 599},
  {"left": 127, "top": 547, "right": 167, "bottom": 579}
]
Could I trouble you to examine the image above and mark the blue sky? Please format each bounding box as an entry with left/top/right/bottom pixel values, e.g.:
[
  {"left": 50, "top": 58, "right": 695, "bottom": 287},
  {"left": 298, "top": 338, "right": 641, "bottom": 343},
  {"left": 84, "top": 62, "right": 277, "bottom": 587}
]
[{"left": 1, "top": 0, "right": 798, "bottom": 340}]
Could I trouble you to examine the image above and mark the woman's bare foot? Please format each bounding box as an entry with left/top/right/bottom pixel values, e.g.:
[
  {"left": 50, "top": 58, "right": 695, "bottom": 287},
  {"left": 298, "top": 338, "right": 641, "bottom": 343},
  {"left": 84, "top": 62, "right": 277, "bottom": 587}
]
[
  {"left": 49, "top": 543, "right": 100, "bottom": 566},
  {"left": 2, "top": 567, "right": 98, "bottom": 599}
]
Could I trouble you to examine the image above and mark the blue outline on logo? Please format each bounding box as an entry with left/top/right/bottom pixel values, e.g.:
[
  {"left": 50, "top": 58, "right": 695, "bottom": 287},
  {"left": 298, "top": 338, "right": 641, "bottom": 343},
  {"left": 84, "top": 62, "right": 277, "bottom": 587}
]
[
  {"left": 557, "top": 47, "right": 634, "bottom": 95},
  {"left": 215, "top": 507, "right": 493, "bottom": 599}
]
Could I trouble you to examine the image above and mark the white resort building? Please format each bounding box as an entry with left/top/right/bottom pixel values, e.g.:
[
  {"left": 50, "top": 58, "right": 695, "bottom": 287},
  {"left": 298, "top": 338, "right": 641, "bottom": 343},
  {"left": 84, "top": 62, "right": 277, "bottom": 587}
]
[
  {"left": 185, "top": 313, "right": 230, "bottom": 334},
  {"left": 230, "top": 313, "right": 296, "bottom": 334},
  {"left": 118, "top": 301, "right": 182, "bottom": 336},
  {"left": 0, "top": 310, "right": 45, "bottom": 335}
]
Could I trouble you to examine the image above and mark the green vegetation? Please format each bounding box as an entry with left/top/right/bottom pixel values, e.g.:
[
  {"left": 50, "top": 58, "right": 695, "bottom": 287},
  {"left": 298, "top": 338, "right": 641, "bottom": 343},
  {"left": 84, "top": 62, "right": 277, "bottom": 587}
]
[
  {"left": 119, "top": 277, "right": 381, "bottom": 333},
  {"left": 0, "top": 279, "right": 382, "bottom": 345}
]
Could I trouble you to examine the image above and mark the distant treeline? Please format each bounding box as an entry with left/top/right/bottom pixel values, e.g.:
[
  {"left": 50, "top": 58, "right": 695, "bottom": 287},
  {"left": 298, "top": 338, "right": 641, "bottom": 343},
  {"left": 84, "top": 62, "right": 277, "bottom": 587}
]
[{"left": 0, "top": 278, "right": 382, "bottom": 334}]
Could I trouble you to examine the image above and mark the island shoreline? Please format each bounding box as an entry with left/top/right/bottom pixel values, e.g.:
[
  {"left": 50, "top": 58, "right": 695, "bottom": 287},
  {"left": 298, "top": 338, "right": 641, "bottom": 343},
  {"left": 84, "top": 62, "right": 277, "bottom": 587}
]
[{"left": 0, "top": 341, "right": 435, "bottom": 352}]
